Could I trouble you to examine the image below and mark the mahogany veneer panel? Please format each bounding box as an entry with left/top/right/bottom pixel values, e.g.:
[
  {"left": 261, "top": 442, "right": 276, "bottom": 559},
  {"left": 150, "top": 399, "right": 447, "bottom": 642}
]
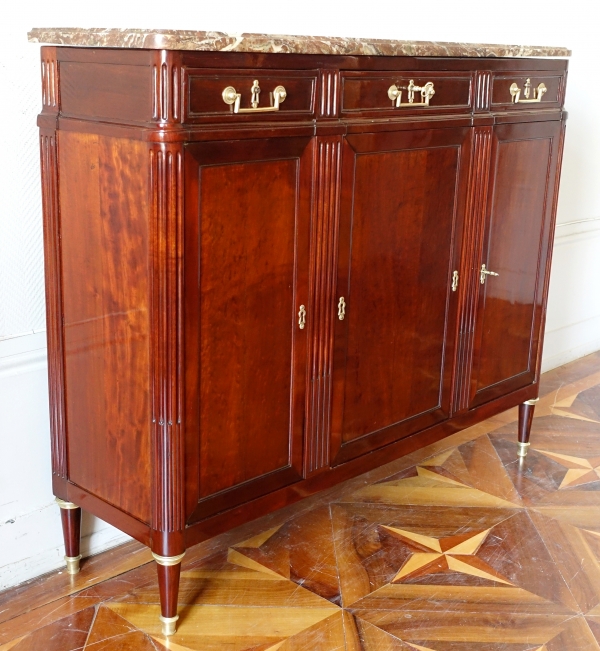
[
  {"left": 491, "top": 71, "right": 565, "bottom": 110},
  {"left": 184, "top": 137, "right": 312, "bottom": 521},
  {"left": 331, "top": 127, "right": 469, "bottom": 464},
  {"left": 59, "top": 131, "right": 152, "bottom": 523},
  {"left": 186, "top": 68, "right": 317, "bottom": 121},
  {"left": 60, "top": 62, "right": 154, "bottom": 123},
  {"left": 469, "top": 120, "right": 562, "bottom": 408},
  {"left": 341, "top": 71, "right": 473, "bottom": 116}
]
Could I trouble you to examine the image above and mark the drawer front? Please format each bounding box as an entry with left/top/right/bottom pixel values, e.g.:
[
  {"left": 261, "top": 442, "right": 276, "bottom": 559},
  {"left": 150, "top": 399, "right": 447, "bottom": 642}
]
[
  {"left": 491, "top": 72, "right": 565, "bottom": 110},
  {"left": 185, "top": 68, "right": 317, "bottom": 122},
  {"left": 341, "top": 71, "right": 473, "bottom": 116}
]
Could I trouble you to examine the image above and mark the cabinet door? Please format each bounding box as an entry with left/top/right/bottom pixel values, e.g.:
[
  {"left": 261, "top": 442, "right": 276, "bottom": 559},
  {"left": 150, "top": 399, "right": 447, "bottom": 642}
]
[
  {"left": 467, "top": 121, "right": 562, "bottom": 409},
  {"left": 184, "top": 137, "right": 312, "bottom": 521},
  {"left": 330, "top": 127, "right": 471, "bottom": 465}
]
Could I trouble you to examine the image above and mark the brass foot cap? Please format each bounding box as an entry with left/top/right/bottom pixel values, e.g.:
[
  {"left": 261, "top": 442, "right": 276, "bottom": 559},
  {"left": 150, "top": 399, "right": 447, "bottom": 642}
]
[
  {"left": 152, "top": 551, "right": 185, "bottom": 567},
  {"left": 55, "top": 497, "right": 79, "bottom": 510},
  {"left": 517, "top": 442, "right": 530, "bottom": 458},
  {"left": 65, "top": 554, "right": 82, "bottom": 575},
  {"left": 160, "top": 614, "right": 179, "bottom": 636}
]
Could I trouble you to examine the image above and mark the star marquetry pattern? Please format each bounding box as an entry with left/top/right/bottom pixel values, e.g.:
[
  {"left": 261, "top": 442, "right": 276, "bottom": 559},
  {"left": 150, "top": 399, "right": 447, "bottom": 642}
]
[
  {"left": 535, "top": 449, "right": 600, "bottom": 489},
  {"left": 384, "top": 526, "right": 513, "bottom": 585},
  {"left": 549, "top": 391, "right": 600, "bottom": 424}
]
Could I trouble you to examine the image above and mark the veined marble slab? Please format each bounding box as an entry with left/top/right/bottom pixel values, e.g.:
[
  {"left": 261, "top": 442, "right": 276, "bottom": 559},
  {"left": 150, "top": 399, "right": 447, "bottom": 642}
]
[{"left": 28, "top": 28, "right": 571, "bottom": 58}]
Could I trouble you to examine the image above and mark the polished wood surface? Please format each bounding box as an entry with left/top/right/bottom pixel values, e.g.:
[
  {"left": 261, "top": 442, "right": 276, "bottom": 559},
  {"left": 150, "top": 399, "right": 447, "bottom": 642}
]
[
  {"left": 157, "top": 564, "right": 181, "bottom": 620},
  {"left": 518, "top": 400, "right": 536, "bottom": 444},
  {"left": 3, "top": 353, "right": 600, "bottom": 650},
  {"left": 59, "top": 131, "right": 152, "bottom": 524},
  {"left": 331, "top": 127, "right": 469, "bottom": 464},
  {"left": 491, "top": 71, "right": 565, "bottom": 110},
  {"left": 59, "top": 506, "right": 81, "bottom": 559},
  {"left": 36, "top": 44, "right": 568, "bottom": 631},
  {"left": 341, "top": 71, "right": 472, "bottom": 116},
  {"left": 186, "top": 68, "right": 317, "bottom": 121},
  {"left": 468, "top": 121, "right": 562, "bottom": 408},
  {"left": 184, "top": 137, "right": 312, "bottom": 521}
]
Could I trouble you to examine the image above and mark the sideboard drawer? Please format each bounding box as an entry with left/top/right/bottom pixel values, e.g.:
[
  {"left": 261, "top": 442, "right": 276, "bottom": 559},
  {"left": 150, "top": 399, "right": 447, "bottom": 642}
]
[
  {"left": 491, "top": 72, "right": 565, "bottom": 109},
  {"left": 341, "top": 71, "right": 473, "bottom": 116},
  {"left": 185, "top": 68, "right": 317, "bottom": 122}
]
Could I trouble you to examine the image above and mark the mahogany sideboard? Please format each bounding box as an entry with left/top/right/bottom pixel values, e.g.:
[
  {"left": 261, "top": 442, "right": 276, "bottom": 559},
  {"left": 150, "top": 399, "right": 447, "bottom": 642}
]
[{"left": 30, "top": 29, "right": 569, "bottom": 636}]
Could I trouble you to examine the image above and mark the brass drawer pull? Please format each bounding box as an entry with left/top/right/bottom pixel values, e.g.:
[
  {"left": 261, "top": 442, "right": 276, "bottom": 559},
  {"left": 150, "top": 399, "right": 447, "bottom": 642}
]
[
  {"left": 338, "top": 297, "right": 346, "bottom": 320},
  {"left": 298, "top": 305, "right": 306, "bottom": 329},
  {"left": 510, "top": 78, "right": 547, "bottom": 104},
  {"left": 388, "top": 80, "right": 435, "bottom": 108},
  {"left": 480, "top": 264, "right": 499, "bottom": 284},
  {"left": 222, "top": 79, "right": 287, "bottom": 114}
]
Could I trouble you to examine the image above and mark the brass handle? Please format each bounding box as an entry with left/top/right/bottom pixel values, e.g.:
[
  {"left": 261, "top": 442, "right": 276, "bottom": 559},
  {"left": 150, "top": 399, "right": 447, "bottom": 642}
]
[
  {"left": 338, "top": 297, "right": 346, "bottom": 320},
  {"left": 298, "top": 305, "right": 306, "bottom": 329},
  {"left": 509, "top": 78, "right": 547, "bottom": 104},
  {"left": 222, "top": 80, "right": 287, "bottom": 114},
  {"left": 388, "top": 80, "right": 435, "bottom": 108},
  {"left": 480, "top": 264, "right": 499, "bottom": 284},
  {"left": 452, "top": 271, "right": 459, "bottom": 292}
]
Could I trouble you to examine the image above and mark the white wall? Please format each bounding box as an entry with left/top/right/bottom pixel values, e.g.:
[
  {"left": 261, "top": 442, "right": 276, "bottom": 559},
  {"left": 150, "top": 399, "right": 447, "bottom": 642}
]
[{"left": 1, "top": 0, "right": 599, "bottom": 590}]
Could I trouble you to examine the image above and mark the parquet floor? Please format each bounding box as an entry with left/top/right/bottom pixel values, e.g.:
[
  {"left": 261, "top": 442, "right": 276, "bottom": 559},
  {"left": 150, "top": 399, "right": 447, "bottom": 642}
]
[{"left": 3, "top": 352, "right": 600, "bottom": 650}]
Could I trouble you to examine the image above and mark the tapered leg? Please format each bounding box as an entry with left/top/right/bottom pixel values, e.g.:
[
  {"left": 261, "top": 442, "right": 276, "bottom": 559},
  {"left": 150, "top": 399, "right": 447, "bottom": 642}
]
[
  {"left": 55, "top": 498, "right": 82, "bottom": 574},
  {"left": 517, "top": 397, "right": 539, "bottom": 458},
  {"left": 153, "top": 552, "right": 185, "bottom": 636}
]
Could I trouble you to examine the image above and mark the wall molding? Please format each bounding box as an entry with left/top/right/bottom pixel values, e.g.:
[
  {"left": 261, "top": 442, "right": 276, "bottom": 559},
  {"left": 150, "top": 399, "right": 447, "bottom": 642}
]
[
  {"left": 542, "top": 315, "right": 600, "bottom": 372},
  {"left": 0, "top": 331, "right": 48, "bottom": 379},
  {"left": 0, "top": 348, "right": 47, "bottom": 379},
  {"left": 554, "top": 216, "right": 600, "bottom": 240}
]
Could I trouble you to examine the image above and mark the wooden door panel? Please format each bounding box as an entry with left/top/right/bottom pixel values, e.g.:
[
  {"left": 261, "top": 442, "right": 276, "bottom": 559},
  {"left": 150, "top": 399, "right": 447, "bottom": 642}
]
[
  {"left": 184, "top": 137, "right": 312, "bottom": 521},
  {"left": 331, "top": 128, "right": 470, "bottom": 464},
  {"left": 468, "top": 121, "right": 561, "bottom": 408}
]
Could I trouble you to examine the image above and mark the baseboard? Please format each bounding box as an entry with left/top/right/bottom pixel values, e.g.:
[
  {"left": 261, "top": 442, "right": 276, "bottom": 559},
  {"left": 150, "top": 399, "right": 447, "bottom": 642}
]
[
  {"left": 0, "top": 502, "right": 131, "bottom": 591},
  {"left": 541, "top": 217, "right": 600, "bottom": 372},
  {"left": 0, "top": 330, "right": 47, "bottom": 379},
  {"left": 542, "top": 315, "right": 600, "bottom": 373},
  {"left": 0, "top": 331, "right": 132, "bottom": 592}
]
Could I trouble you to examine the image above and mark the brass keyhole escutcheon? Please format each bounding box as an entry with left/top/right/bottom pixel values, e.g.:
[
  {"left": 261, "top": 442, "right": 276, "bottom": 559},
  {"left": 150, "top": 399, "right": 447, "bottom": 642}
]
[
  {"left": 298, "top": 305, "right": 306, "bottom": 329},
  {"left": 452, "top": 270, "right": 459, "bottom": 292}
]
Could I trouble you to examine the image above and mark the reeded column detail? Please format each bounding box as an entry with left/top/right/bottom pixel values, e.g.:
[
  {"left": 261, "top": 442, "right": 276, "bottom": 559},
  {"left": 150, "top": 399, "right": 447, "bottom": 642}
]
[
  {"left": 152, "top": 50, "right": 182, "bottom": 124},
  {"left": 149, "top": 144, "right": 185, "bottom": 537},
  {"left": 40, "top": 134, "right": 67, "bottom": 481},
  {"left": 453, "top": 127, "right": 493, "bottom": 413},
  {"left": 305, "top": 137, "right": 342, "bottom": 475},
  {"left": 474, "top": 71, "right": 492, "bottom": 112},
  {"left": 319, "top": 70, "right": 340, "bottom": 118},
  {"left": 41, "top": 46, "right": 59, "bottom": 111}
]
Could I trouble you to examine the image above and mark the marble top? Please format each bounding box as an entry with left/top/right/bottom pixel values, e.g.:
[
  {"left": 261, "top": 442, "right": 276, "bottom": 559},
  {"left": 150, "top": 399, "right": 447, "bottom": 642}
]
[{"left": 28, "top": 28, "right": 571, "bottom": 58}]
